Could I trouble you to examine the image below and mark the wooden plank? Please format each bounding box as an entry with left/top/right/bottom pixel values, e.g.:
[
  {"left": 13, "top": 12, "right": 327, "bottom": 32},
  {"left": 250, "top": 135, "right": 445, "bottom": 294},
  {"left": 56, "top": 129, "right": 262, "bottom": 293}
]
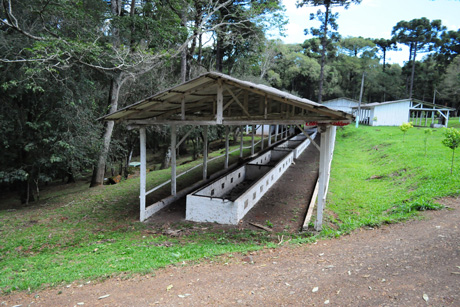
[
  {"left": 216, "top": 79, "right": 223, "bottom": 124},
  {"left": 315, "top": 125, "right": 330, "bottom": 231},
  {"left": 240, "top": 125, "right": 244, "bottom": 158},
  {"left": 203, "top": 125, "right": 208, "bottom": 180},
  {"left": 225, "top": 85, "right": 251, "bottom": 117},
  {"left": 225, "top": 125, "right": 229, "bottom": 169},
  {"left": 171, "top": 125, "right": 177, "bottom": 196},
  {"left": 139, "top": 127, "right": 147, "bottom": 222},
  {"left": 251, "top": 125, "right": 255, "bottom": 155},
  {"left": 302, "top": 180, "right": 319, "bottom": 231},
  {"left": 249, "top": 222, "right": 273, "bottom": 232},
  {"left": 297, "top": 124, "right": 320, "bottom": 151}
]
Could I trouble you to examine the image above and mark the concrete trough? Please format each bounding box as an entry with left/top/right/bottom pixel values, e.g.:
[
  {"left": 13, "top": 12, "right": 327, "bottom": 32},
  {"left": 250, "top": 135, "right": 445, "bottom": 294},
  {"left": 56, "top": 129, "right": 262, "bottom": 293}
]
[{"left": 186, "top": 132, "right": 316, "bottom": 225}]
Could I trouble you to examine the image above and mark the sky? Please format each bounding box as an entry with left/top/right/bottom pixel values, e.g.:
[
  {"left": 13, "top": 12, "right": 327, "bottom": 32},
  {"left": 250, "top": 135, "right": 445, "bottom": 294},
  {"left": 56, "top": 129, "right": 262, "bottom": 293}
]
[{"left": 277, "top": 0, "right": 460, "bottom": 65}]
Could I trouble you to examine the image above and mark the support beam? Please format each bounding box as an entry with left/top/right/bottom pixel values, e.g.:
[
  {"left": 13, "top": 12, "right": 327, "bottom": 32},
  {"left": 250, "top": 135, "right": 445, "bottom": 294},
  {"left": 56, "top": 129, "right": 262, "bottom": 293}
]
[
  {"left": 316, "top": 125, "right": 335, "bottom": 231},
  {"left": 139, "top": 127, "right": 147, "bottom": 222},
  {"left": 251, "top": 125, "right": 255, "bottom": 155},
  {"left": 171, "top": 124, "right": 177, "bottom": 196},
  {"left": 203, "top": 125, "right": 208, "bottom": 180},
  {"left": 268, "top": 125, "right": 272, "bottom": 146},
  {"left": 216, "top": 80, "right": 223, "bottom": 124},
  {"left": 261, "top": 125, "right": 265, "bottom": 150},
  {"left": 176, "top": 127, "right": 194, "bottom": 149},
  {"left": 275, "top": 124, "right": 279, "bottom": 142},
  {"left": 225, "top": 126, "right": 230, "bottom": 169},
  {"left": 296, "top": 124, "right": 320, "bottom": 151},
  {"left": 240, "top": 125, "right": 244, "bottom": 158}
]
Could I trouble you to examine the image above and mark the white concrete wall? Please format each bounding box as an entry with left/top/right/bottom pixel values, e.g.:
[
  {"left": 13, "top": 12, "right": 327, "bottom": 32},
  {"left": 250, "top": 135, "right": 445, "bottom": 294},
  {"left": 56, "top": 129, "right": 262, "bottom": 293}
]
[
  {"left": 194, "top": 166, "right": 246, "bottom": 198},
  {"left": 371, "top": 101, "right": 410, "bottom": 126},
  {"left": 186, "top": 133, "right": 314, "bottom": 225}
]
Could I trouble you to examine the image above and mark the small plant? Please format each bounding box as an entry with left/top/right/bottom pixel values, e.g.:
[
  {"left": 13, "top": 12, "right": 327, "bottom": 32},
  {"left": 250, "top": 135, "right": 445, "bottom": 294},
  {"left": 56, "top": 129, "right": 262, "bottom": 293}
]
[
  {"left": 373, "top": 116, "right": 378, "bottom": 122},
  {"left": 423, "top": 129, "right": 432, "bottom": 156},
  {"left": 399, "top": 122, "right": 413, "bottom": 142},
  {"left": 265, "top": 220, "right": 273, "bottom": 228},
  {"left": 442, "top": 127, "right": 460, "bottom": 174}
]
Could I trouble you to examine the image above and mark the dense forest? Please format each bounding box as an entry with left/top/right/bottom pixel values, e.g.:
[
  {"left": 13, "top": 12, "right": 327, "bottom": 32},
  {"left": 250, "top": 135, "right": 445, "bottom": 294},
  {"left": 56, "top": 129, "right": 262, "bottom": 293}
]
[{"left": 1, "top": 0, "right": 459, "bottom": 204}]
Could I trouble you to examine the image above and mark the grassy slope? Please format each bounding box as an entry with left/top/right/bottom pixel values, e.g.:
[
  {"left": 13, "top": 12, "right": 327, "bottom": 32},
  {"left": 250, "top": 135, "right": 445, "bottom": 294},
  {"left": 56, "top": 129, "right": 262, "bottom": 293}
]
[
  {"left": 323, "top": 123, "right": 459, "bottom": 236},
  {"left": 1, "top": 125, "right": 459, "bottom": 293}
]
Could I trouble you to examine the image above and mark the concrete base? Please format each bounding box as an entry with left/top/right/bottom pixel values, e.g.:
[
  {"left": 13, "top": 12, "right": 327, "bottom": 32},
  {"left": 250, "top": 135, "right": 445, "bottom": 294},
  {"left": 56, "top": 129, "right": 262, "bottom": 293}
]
[{"left": 186, "top": 131, "right": 317, "bottom": 225}]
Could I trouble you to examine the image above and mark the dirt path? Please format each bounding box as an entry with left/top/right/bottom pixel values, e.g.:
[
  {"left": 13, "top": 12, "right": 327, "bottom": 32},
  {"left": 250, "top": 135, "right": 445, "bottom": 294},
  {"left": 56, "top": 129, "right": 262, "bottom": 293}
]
[{"left": 3, "top": 198, "right": 459, "bottom": 306}]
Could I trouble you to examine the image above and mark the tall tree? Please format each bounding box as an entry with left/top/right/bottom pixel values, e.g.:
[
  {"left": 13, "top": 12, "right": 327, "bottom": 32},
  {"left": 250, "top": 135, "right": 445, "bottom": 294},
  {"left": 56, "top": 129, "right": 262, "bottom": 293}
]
[
  {"left": 392, "top": 17, "right": 445, "bottom": 99},
  {"left": 296, "top": 0, "right": 362, "bottom": 103},
  {"left": 373, "top": 38, "right": 398, "bottom": 71}
]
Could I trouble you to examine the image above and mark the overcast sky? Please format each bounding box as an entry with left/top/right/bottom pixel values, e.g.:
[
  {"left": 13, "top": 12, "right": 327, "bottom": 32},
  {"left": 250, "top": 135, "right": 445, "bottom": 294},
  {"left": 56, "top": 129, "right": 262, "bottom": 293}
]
[{"left": 276, "top": 0, "right": 460, "bottom": 65}]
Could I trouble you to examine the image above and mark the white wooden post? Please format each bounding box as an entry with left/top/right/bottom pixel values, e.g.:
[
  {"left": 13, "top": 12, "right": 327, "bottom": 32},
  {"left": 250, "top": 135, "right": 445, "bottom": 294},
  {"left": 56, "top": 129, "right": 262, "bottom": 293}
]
[
  {"left": 171, "top": 124, "right": 177, "bottom": 196},
  {"left": 446, "top": 111, "right": 449, "bottom": 127},
  {"left": 240, "top": 125, "right": 244, "bottom": 158},
  {"left": 315, "top": 125, "right": 333, "bottom": 231},
  {"left": 275, "top": 124, "right": 279, "bottom": 142},
  {"left": 261, "top": 125, "right": 265, "bottom": 150},
  {"left": 432, "top": 111, "right": 435, "bottom": 125},
  {"left": 251, "top": 125, "right": 255, "bottom": 155},
  {"left": 203, "top": 125, "right": 208, "bottom": 180},
  {"left": 139, "top": 127, "right": 147, "bottom": 222},
  {"left": 268, "top": 125, "right": 272, "bottom": 146},
  {"left": 225, "top": 126, "right": 229, "bottom": 169},
  {"left": 216, "top": 80, "right": 223, "bottom": 124}
]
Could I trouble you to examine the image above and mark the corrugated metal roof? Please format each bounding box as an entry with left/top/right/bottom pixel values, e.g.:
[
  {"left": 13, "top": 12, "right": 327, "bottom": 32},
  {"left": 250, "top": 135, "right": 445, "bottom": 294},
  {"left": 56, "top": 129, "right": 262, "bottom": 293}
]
[
  {"left": 352, "top": 98, "right": 455, "bottom": 110},
  {"left": 101, "top": 72, "right": 354, "bottom": 124}
]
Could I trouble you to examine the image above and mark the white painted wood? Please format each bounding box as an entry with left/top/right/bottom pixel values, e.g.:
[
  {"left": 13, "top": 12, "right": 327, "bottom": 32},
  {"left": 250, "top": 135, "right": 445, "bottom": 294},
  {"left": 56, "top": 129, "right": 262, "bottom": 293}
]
[
  {"left": 315, "top": 126, "right": 330, "bottom": 231},
  {"left": 371, "top": 100, "right": 411, "bottom": 126},
  {"left": 225, "top": 125, "right": 229, "bottom": 169},
  {"left": 322, "top": 98, "right": 359, "bottom": 114},
  {"left": 302, "top": 180, "right": 319, "bottom": 231},
  {"left": 203, "top": 125, "right": 208, "bottom": 180},
  {"left": 240, "top": 125, "right": 244, "bottom": 158},
  {"left": 251, "top": 125, "right": 255, "bottom": 155},
  {"left": 171, "top": 124, "right": 177, "bottom": 196},
  {"left": 268, "top": 125, "right": 272, "bottom": 146},
  {"left": 216, "top": 80, "right": 223, "bottom": 124},
  {"left": 139, "top": 127, "right": 147, "bottom": 222},
  {"left": 275, "top": 124, "right": 279, "bottom": 142},
  {"left": 261, "top": 125, "right": 265, "bottom": 150}
]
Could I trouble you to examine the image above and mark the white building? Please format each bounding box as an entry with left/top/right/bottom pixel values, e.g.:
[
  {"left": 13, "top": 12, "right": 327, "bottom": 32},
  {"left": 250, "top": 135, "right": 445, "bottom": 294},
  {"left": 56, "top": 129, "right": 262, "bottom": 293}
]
[
  {"left": 351, "top": 99, "right": 455, "bottom": 127},
  {"left": 322, "top": 97, "right": 359, "bottom": 115}
]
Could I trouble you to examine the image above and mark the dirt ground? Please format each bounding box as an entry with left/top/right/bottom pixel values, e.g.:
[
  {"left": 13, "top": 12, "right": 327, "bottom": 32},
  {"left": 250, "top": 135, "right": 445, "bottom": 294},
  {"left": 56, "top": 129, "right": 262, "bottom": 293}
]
[
  {"left": 3, "top": 196, "right": 459, "bottom": 306},
  {"left": 147, "top": 136, "right": 320, "bottom": 233}
]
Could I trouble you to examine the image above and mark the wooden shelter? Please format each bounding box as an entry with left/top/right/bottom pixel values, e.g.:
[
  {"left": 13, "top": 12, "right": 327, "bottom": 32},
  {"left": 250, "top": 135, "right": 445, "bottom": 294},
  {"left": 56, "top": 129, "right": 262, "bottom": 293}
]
[
  {"left": 352, "top": 99, "right": 455, "bottom": 127},
  {"left": 101, "top": 72, "right": 354, "bottom": 230}
]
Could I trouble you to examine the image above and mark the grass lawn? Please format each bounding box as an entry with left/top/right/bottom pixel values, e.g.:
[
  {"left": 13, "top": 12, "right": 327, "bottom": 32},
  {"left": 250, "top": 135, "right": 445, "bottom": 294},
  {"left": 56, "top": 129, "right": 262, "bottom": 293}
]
[{"left": 1, "top": 125, "right": 459, "bottom": 293}]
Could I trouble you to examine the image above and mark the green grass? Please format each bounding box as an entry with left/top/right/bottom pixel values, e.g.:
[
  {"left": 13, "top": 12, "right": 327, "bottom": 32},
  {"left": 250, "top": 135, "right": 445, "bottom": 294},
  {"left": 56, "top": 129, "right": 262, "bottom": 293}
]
[
  {"left": 1, "top": 126, "right": 459, "bottom": 293},
  {"left": 320, "top": 124, "right": 458, "bottom": 237}
]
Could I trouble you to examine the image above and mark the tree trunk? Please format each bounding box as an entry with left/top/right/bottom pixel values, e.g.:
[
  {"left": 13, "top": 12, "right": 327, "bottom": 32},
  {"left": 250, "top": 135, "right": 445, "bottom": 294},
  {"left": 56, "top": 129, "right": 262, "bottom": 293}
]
[
  {"left": 90, "top": 75, "right": 123, "bottom": 187},
  {"left": 409, "top": 42, "right": 417, "bottom": 99},
  {"left": 382, "top": 49, "right": 386, "bottom": 72},
  {"left": 180, "top": 9, "right": 187, "bottom": 83},
  {"left": 318, "top": 2, "right": 330, "bottom": 104},
  {"left": 216, "top": 32, "right": 224, "bottom": 72}
]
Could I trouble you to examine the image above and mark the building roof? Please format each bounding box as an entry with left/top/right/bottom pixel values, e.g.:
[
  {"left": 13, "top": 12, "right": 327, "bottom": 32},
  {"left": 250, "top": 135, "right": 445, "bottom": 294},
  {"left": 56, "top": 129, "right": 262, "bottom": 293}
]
[
  {"left": 352, "top": 98, "right": 455, "bottom": 111},
  {"left": 323, "top": 97, "right": 360, "bottom": 104},
  {"left": 101, "top": 72, "right": 354, "bottom": 126}
]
